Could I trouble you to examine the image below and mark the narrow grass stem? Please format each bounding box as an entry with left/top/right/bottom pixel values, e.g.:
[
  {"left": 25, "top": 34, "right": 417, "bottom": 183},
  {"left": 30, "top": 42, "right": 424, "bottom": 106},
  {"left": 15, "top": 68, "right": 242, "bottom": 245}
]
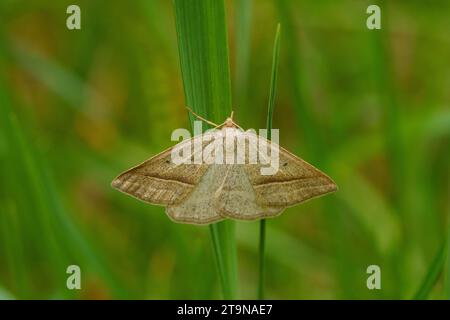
[
  {"left": 258, "top": 23, "right": 281, "bottom": 300},
  {"left": 258, "top": 219, "right": 266, "bottom": 299}
]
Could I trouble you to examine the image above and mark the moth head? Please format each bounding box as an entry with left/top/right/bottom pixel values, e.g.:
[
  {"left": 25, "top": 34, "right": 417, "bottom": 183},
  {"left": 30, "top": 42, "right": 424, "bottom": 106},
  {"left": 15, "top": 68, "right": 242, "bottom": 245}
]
[
  {"left": 224, "top": 117, "right": 234, "bottom": 127},
  {"left": 223, "top": 110, "right": 237, "bottom": 128}
]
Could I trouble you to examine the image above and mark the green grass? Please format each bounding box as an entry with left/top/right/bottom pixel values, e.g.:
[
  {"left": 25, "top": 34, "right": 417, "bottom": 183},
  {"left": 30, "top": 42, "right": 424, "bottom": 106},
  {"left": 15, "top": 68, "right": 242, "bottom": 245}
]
[
  {"left": 258, "top": 23, "right": 281, "bottom": 300},
  {"left": 275, "top": 0, "right": 320, "bottom": 161},
  {"left": 173, "top": 0, "right": 238, "bottom": 299},
  {"left": 445, "top": 224, "right": 450, "bottom": 299},
  {"left": 0, "top": 0, "right": 449, "bottom": 300},
  {"left": 234, "top": 0, "right": 252, "bottom": 108},
  {"left": 413, "top": 240, "right": 447, "bottom": 299},
  {"left": 0, "top": 43, "right": 127, "bottom": 299}
]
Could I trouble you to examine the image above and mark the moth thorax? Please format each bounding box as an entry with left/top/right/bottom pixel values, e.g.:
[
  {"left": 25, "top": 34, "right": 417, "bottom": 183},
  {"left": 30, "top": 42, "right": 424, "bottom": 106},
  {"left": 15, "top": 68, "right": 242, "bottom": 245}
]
[{"left": 224, "top": 118, "right": 235, "bottom": 127}]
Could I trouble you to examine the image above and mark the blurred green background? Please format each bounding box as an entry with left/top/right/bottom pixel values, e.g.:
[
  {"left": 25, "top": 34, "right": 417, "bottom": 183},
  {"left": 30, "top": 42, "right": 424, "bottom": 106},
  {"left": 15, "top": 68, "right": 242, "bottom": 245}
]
[{"left": 0, "top": 0, "right": 449, "bottom": 299}]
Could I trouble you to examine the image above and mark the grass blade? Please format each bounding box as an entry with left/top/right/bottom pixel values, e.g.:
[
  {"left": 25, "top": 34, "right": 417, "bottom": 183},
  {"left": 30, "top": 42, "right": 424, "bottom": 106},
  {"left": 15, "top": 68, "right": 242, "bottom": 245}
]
[
  {"left": 234, "top": 0, "right": 253, "bottom": 108},
  {"left": 275, "top": 0, "right": 320, "bottom": 160},
  {"left": 173, "top": 0, "right": 238, "bottom": 299},
  {"left": 0, "top": 285, "right": 15, "bottom": 300},
  {"left": 413, "top": 241, "right": 447, "bottom": 299},
  {"left": 258, "top": 23, "right": 281, "bottom": 300},
  {"left": 265, "top": 24, "right": 281, "bottom": 138},
  {"left": 445, "top": 222, "right": 450, "bottom": 299}
]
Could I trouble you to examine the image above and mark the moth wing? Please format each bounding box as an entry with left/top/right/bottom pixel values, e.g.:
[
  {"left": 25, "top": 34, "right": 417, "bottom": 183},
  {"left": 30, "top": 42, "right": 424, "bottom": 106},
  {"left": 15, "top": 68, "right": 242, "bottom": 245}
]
[
  {"left": 214, "top": 164, "right": 285, "bottom": 220},
  {"left": 211, "top": 129, "right": 284, "bottom": 220},
  {"left": 111, "top": 133, "right": 214, "bottom": 206},
  {"left": 244, "top": 131, "right": 337, "bottom": 207},
  {"left": 166, "top": 164, "right": 228, "bottom": 224},
  {"left": 166, "top": 130, "right": 233, "bottom": 224}
]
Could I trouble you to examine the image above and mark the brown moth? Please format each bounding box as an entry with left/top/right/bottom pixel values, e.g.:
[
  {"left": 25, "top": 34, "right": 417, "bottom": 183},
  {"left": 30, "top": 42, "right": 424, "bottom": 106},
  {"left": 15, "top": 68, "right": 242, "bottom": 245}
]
[{"left": 111, "top": 112, "right": 337, "bottom": 225}]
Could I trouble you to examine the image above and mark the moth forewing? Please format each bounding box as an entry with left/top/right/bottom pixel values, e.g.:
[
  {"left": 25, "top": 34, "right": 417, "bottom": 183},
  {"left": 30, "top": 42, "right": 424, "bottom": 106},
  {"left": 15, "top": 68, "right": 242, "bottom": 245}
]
[
  {"left": 255, "top": 149, "right": 336, "bottom": 206},
  {"left": 244, "top": 128, "right": 259, "bottom": 165},
  {"left": 202, "top": 135, "right": 218, "bottom": 165},
  {"left": 214, "top": 164, "right": 285, "bottom": 220},
  {"left": 256, "top": 129, "right": 280, "bottom": 176},
  {"left": 224, "top": 127, "right": 238, "bottom": 165},
  {"left": 166, "top": 164, "right": 230, "bottom": 224},
  {"left": 170, "top": 137, "right": 193, "bottom": 165},
  {"left": 204, "top": 130, "right": 225, "bottom": 165},
  {"left": 110, "top": 149, "right": 194, "bottom": 206},
  {"left": 193, "top": 121, "right": 204, "bottom": 165},
  {"left": 235, "top": 131, "right": 247, "bottom": 165}
]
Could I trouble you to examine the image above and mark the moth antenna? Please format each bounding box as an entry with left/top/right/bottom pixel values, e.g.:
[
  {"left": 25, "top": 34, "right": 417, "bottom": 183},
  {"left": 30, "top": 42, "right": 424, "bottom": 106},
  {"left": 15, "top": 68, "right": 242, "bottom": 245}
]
[
  {"left": 185, "top": 106, "right": 219, "bottom": 127},
  {"left": 234, "top": 122, "right": 244, "bottom": 130},
  {"left": 228, "top": 109, "right": 243, "bottom": 129}
]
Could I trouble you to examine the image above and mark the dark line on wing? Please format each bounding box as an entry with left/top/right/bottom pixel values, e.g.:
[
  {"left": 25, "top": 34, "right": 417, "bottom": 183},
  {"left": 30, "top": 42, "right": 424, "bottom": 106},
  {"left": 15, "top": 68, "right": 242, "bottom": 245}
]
[
  {"left": 139, "top": 173, "right": 195, "bottom": 186},
  {"left": 253, "top": 176, "right": 327, "bottom": 186}
]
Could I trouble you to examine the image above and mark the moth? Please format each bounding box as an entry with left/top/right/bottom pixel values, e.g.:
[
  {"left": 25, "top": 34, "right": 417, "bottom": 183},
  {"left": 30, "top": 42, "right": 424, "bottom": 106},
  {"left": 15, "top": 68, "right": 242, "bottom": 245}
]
[{"left": 111, "top": 110, "right": 337, "bottom": 225}]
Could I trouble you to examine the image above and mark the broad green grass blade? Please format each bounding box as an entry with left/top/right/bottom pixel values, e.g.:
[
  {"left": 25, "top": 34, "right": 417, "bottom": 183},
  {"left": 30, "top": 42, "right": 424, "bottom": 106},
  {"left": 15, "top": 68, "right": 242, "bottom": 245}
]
[
  {"left": 234, "top": 0, "right": 253, "bottom": 107},
  {"left": 258, "top": 24, "right": 281, "bottom": 300},
  {"left": 173, "top": 0, "right": 238, "bottom": 299},
  {"left": 173, "top": 0, "right": 232, "bottom": 120},
  {"left": 413, "top": 241, "right": 447, "bottom": 299}
]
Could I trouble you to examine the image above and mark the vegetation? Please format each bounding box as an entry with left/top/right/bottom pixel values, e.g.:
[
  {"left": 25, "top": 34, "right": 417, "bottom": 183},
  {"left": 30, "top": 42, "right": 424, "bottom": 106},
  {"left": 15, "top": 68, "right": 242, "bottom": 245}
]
[{"left": 0, "top": 0, "right": 449, "bottom": 299}]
